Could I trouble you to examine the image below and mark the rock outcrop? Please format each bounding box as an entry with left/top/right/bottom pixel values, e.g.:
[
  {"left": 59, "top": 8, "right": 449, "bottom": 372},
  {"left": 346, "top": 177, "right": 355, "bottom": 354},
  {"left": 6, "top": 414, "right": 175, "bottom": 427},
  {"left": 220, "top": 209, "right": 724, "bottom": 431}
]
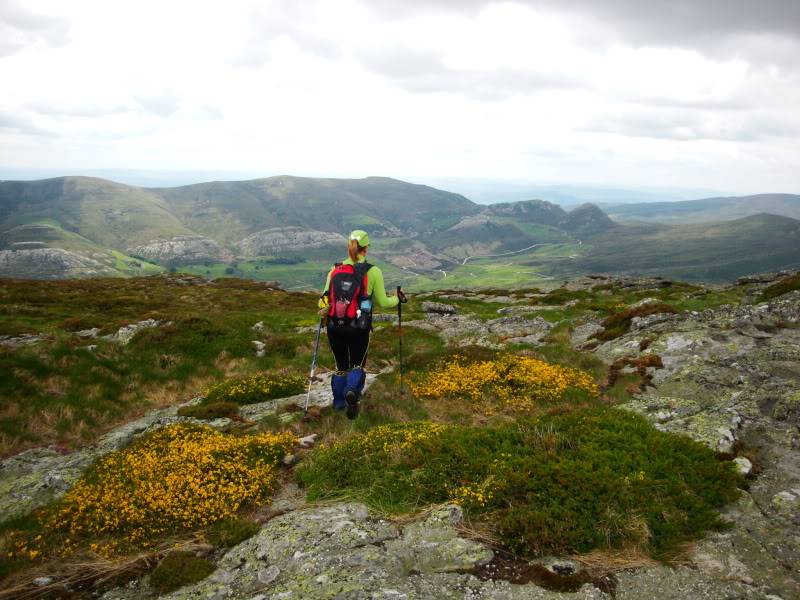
[
  {"left": 127, "top": 236, "right": 230, "bottom": 266},
  {"left": 595, "top": 291, "right": 800, "bottom": 598},
  {"left": 0, "top": 248, "right": 118, "bottom": 279},
  {"left": 237, "top": 228, "right": 346, "bottom": 256},
  {"left": 404, "top": 312, "right": 552, "bottom": 347},
  {"left": 102, "top": 319, "right": 167, "bottom": 345},
  {"left": 135, "top": 504, "right": 613, "bottom": 600}
]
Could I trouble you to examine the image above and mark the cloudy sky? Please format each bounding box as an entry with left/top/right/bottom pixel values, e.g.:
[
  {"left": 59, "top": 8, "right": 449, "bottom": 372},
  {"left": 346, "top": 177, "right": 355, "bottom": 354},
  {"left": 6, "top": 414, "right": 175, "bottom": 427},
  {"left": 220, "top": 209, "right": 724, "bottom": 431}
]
[{"left": 1, "top": 0, "right": 799, "bottom": 194}]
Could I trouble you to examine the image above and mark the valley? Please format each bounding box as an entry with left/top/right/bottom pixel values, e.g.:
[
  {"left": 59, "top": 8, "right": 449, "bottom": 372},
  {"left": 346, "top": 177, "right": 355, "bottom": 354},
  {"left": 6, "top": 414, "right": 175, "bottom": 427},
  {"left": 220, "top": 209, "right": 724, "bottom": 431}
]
[{"left": 2, "top": 176, "right": 799, "bottom": 288}]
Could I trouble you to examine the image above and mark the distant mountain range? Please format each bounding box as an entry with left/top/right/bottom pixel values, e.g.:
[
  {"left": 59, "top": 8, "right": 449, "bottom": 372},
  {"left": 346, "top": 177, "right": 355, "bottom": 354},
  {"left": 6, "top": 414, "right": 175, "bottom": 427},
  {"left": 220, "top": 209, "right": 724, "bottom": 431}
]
[
  {"left": 1, "top": 175, "right": 798, "bottom": 285},
  {"left": 607, "top": 193, "right": 800, "bottom": 224}
]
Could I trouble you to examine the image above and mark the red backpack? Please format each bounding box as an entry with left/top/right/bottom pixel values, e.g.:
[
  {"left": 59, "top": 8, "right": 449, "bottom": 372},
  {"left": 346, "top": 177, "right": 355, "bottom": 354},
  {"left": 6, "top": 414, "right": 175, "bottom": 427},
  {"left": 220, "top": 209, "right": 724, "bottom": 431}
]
[{"left": 327, "top": 262, "right": 372, "bottom": 327}]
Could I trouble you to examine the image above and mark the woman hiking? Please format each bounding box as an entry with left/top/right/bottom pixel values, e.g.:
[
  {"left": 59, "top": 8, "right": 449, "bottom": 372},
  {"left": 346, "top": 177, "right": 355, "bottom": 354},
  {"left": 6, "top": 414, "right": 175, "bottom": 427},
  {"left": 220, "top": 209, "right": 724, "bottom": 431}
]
[{"left": 319, "top": 229, "right": 407, "bottom": 419}]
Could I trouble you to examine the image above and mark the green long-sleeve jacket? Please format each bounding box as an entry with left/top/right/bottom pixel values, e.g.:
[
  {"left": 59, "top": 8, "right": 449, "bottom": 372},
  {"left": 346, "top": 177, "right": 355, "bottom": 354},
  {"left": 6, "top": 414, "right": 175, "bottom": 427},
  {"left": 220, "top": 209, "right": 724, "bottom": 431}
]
[{"left": 320, "top": 257, "right": 399, "bottom": 310}]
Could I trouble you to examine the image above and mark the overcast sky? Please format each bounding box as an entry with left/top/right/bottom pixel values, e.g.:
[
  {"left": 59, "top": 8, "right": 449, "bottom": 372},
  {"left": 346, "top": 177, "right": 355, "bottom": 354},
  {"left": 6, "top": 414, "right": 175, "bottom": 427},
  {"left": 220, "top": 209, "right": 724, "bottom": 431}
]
[{"left": 1, "top": 0, "right": 799, "bottom": 193}]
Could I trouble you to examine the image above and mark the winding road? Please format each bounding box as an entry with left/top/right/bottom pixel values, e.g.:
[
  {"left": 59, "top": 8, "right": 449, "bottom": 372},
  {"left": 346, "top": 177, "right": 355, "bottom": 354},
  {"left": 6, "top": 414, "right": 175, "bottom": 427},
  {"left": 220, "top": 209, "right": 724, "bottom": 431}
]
[{"left": 460, "top": 242, "right": 559, "bottom": 265}]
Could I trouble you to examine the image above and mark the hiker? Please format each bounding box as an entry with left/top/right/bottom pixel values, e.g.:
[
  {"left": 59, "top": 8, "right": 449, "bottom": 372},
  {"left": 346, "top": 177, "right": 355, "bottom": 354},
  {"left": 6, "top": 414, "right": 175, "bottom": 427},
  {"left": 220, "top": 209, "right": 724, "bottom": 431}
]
[{"left": 319, "top": 229, "right": 407, "bottom": 419}]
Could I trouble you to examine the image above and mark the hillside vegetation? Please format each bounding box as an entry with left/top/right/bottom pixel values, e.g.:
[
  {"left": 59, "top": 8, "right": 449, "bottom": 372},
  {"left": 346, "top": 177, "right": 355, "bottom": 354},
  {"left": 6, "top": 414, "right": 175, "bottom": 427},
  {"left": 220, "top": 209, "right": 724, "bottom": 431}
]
[
  {"left": 3, "top": 269, "right": 800, "bottom": 598},
  {"left": 3, "top": 176, "right": 799, "bottom": 285},
  {"left": 0, "top": 273, "right": 756, "bottom": 591},
  {"left": 607, "top": 193, "right": 800, "bottom": 224}
]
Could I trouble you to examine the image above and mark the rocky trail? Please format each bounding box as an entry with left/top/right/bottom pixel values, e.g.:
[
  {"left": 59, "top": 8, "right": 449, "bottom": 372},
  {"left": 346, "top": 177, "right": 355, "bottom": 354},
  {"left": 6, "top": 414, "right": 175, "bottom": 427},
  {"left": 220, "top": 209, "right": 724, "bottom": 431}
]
[{"left": 2, "top": 273, "right": 799, "bottom": 599}]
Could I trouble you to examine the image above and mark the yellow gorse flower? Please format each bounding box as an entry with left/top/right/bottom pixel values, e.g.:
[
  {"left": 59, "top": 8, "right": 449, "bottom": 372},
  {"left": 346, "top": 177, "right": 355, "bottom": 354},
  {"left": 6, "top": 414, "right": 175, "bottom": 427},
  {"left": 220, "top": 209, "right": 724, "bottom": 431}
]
[
  {"left": 205, "top": 372, "right": 305, "bottom": 404},
  {"left": 46, "top": 424, "right": 295, "bottom": 556},
  {"left": 411, "top": 355, "right": 599, "bottom": 414}
]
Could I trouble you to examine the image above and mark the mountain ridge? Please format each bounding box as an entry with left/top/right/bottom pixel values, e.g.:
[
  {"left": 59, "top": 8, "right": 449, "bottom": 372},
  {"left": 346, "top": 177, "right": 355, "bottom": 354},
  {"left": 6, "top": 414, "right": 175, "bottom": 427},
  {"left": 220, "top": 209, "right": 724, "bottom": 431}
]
[
  {"left": 607, "top": 193, "right": 800, "bottom": 224},
  {"left": 1, "top": 175, "right": 799, "bottom": 284}
]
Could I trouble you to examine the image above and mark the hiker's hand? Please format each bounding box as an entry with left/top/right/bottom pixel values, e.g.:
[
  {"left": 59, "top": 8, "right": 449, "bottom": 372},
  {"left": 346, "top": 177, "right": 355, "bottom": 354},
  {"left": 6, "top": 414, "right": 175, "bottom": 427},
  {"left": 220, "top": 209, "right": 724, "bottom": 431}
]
[{"left": 397, "top": 289, "right": 408, "bottom": 304}]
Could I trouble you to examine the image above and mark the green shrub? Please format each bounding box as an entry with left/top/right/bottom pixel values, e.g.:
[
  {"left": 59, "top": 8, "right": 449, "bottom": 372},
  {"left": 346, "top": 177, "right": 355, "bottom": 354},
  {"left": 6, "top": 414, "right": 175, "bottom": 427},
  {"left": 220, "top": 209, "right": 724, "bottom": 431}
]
[
  {"left": 206, "top": 517, "right": 260, "bottom": 548},
  {"left": 537, "top": 288, "right": 591, "bottom": 305},
  {"left": 177, "top": 401, "right": 239, "bottom": 420},
  {"left": 592, "top": 303, "right": 678, "bottom": 342},
  {"left": 297, "top": 408, "right": 741, "bottom": 559},
  {"left": 758, "top": 274, "right": 800, "bottom": 302},
  {"left": 261, "top": 335, "right": 297, "bottom": 358},
  {"left": 150, "top": 551, "right": 215, "bottom": 594},
  {"left": 205, "top": 372, "right": 305, "bottom": 405}
]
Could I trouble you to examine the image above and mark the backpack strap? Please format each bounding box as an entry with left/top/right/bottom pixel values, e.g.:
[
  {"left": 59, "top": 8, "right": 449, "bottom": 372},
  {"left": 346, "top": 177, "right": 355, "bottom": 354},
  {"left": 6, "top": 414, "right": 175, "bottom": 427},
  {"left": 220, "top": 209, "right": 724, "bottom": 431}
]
[
  {"left": 354, "top": 262, "right": 372, "bottom": 278},
  {"left": 354, "top": 262, "right": 373, "bottom": 297}
]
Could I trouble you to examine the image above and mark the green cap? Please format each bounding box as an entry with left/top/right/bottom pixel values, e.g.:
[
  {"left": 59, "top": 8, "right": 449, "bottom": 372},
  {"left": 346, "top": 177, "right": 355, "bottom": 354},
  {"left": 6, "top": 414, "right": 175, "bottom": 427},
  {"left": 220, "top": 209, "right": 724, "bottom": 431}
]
[{"left": 349, "top": 229, "right": 370, "bottom": 247}]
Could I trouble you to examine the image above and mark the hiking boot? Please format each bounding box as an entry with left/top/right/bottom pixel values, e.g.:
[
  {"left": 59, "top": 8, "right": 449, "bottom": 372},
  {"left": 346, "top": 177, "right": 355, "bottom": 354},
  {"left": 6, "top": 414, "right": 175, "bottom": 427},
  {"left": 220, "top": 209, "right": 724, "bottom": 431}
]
[
  {"left": 331, "top": 372, "right": 347, "bottom": 411},
  {"left": 345, "top": 390, "right": 360, "bottom": 420}
]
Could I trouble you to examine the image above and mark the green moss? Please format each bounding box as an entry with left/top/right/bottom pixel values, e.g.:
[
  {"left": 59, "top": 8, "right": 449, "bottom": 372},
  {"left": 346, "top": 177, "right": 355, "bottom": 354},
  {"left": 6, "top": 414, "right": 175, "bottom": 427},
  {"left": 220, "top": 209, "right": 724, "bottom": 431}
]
[
  {"left": 758, "top": 273, "right": 800, "bottom": 302},
  {"left": 261, "top": 335, "right": 298, "bottom": 358},
  {"left": 537, "top": 288, "right": 592, "bottom": 305},
  {"left": 177, "top": 401, "right": 239, "bottom": 420},
  {"left": 150, "top": 551, "right": 215, "bottom": 594},
  {"left": 592, "top": 303, "right": 678, "bottom": 342},
  {"left": 297, "top": 408, "right": 741, "bottom": 559},
  {"left": 206, "top": 517, "right": 260, "bottom": 548}
]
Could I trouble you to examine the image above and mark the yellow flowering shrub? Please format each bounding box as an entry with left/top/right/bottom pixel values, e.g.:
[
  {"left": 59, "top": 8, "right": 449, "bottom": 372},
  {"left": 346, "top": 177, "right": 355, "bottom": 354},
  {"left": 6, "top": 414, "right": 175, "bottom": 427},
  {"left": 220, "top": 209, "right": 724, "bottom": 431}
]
[
  {"left": 319, "top": 421, "right": 449, "bottom": 456},
  {"left": 411, "top": 355, "right": 599, "bottom": 413},
  {"left": 446, "top": 479, "right": 496, "bottom": 509},
  {"left": 205, "top": 372, "right": 305, "bottom": 405},
  {"left": 47, "top": 424, "right": 295, "bottom": 552}
]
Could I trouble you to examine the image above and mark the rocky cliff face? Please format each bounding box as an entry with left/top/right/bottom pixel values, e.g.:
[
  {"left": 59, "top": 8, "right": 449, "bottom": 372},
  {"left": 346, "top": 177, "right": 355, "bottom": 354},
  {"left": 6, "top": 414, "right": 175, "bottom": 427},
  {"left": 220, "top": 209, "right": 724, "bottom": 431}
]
[
  {"left": 127, "top": 236, "right": 232, "bottom": 266},
  {"left": 0, "top": 248, "right": 118, "bottom": 279},
  {"left": 237, "top": 227, "right": 346, "bottom": 256}
]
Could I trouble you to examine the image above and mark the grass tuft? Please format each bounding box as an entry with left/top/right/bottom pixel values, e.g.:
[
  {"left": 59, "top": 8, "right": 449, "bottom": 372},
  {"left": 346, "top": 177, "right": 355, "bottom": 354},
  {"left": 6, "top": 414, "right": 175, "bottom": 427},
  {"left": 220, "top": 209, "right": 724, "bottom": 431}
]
[
  {"left": 592, "top": 303, "right": 678, "bottom": 342},
  {"left": 176, "top": 401, "right": 239, "bottom": 420},
  {"left": 757, "top": 273, "right": 800, "bottom": 302},
  {"left": 150, "top": 551, "right": 215, "bottom": 595},
  {"left": 205, "top": 517, "right": 260, "bottom": 549}
]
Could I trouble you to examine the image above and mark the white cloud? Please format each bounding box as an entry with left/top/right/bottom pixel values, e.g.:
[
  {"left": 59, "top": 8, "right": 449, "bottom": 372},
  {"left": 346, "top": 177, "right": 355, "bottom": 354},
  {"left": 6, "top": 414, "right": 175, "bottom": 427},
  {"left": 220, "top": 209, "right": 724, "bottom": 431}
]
[{"left": 0, "top": 0, "right": 798, "bottom": 194}]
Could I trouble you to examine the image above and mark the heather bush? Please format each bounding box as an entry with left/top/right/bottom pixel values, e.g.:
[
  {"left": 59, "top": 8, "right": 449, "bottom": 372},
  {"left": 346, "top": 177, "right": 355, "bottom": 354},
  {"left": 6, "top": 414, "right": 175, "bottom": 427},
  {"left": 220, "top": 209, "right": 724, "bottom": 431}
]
[{"left": 298, "top": 408, "right": 741, "bottom": 559}]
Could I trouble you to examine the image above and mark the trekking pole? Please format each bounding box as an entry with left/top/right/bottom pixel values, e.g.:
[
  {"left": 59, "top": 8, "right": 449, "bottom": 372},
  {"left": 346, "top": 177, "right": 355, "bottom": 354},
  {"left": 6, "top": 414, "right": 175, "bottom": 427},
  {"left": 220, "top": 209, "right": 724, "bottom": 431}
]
[
  {"left": 303, "top": 317, "right": 324, "bottom": 420},
  {"left": 397, "top": 286, "right": 404, "bottom": 399}
]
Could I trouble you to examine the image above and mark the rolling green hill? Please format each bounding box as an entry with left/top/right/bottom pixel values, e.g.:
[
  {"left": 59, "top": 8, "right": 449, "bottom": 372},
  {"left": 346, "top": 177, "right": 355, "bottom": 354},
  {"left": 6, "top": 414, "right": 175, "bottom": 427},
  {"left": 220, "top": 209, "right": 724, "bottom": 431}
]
[
  {"left": 608, "top": 193, "right": 800, "bottom": 224},
  {"left": 153, "top": 175, "right": 480, "bottom": 245},
  {"left": 1, "top": 175, "right": 799, "bottom": 286},
  {"left": 0, "top": 177, "right": 192, "bottom": 249},
  {"left": 576, "top": 213, "right": 800, "bottom": 281}
]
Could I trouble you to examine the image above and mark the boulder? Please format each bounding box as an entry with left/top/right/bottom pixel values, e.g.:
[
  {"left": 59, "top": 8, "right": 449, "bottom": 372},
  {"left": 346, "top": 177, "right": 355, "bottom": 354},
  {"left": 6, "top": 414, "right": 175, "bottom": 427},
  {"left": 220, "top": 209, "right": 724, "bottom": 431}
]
[
  {"left": 422, "top": 301, "right": 457, "bottom": 315},
  {"left": 75, "top": 328, "right": 100, "bottom": 338},
  {"left": 102, "top": 319, "right": 165, "bottom": 345},
  {"left": 157, "top": 503, "right": 606, "bottom": 600},
  {"left": 571, "top": 321, "right": 603, "bottom": 348},
  {"left": 487, "top": 316, "right": 552, "bottom": 342},
  {"left": 0, "top": 333, "right": 43, "bottom": 349},
  {"left": 733, "top": 457, "right": 753, "bottom": 476}
]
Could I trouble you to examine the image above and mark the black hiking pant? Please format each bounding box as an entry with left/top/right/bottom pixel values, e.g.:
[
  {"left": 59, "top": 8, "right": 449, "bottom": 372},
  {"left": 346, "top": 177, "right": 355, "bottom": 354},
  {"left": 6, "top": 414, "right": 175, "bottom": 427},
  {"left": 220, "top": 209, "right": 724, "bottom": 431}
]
[{"left": 327, "top": 325, "right": 370, "bottom": 371}]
